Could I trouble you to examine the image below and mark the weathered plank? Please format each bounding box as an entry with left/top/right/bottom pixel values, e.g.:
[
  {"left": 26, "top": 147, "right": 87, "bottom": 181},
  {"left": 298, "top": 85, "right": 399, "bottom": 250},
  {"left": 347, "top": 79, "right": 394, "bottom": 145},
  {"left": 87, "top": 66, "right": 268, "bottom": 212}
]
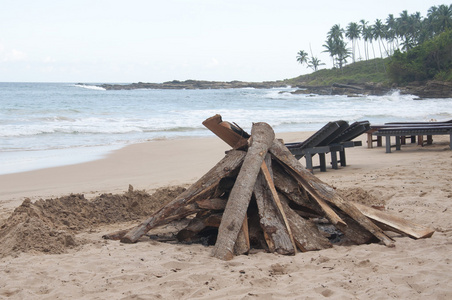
[
  {"left": 212, "top": 122, "right": 275, "bottom": 260},
  {"left": 353, "top": 202, "right": 434, "bottom": 239},
  {"left": 120, "top": 150, "right": 246, "bottom": 243}
]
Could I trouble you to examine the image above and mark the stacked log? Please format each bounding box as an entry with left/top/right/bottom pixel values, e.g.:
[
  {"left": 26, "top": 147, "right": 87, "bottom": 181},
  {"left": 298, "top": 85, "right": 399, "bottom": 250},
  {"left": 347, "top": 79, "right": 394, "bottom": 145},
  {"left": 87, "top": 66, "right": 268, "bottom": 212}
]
[{"left": 103, "top": 114, "right": 434, "bottom": 261}]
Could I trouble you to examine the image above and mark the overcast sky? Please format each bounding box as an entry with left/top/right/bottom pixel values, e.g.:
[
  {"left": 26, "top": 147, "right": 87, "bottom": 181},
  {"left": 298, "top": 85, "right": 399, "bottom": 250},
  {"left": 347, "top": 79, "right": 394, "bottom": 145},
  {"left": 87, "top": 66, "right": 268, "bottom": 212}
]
[{"left": 0, "top": 0, "right": 445, "bottom": 83}]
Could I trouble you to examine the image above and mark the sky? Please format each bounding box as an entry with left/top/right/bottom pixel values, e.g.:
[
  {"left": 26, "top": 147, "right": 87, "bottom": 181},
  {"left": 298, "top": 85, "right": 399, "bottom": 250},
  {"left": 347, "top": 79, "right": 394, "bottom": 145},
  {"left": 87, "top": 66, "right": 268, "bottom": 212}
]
[{"left": 0, "top": 0, "right": 446, "bottom": 83}]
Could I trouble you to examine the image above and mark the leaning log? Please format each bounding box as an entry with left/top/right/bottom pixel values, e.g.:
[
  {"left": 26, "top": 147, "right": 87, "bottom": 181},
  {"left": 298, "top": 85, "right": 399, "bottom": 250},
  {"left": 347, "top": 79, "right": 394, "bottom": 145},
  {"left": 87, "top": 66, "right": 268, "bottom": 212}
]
[
  {"left": 254, "top": 155, "right": 295, "bottom": 255},
  {"left": 278, "top": 193, "right": 332, "bottom": 251},
  {"left": 212, "top": 122, "right": 275, "bottom": 260},
  {"left": 120, "top": 150, "right": 246, "bottom": 243},
  {"left": 269, "top": 139, "right": 394, "bottom": 247}
]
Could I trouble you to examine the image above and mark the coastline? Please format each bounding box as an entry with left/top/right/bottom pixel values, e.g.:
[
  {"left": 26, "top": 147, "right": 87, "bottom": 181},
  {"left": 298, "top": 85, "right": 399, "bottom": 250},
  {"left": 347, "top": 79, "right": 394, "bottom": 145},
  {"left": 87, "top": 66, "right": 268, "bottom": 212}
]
[{"left": 1, "top": 132, "right": 452, "bottom": 298}]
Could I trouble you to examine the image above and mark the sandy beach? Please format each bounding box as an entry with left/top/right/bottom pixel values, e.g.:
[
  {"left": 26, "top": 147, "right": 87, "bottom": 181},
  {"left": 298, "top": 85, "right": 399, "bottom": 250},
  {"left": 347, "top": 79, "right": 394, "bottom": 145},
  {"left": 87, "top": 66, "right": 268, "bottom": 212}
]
[{"left": 1, "top": 132, "right": 452, "bottom": 299}]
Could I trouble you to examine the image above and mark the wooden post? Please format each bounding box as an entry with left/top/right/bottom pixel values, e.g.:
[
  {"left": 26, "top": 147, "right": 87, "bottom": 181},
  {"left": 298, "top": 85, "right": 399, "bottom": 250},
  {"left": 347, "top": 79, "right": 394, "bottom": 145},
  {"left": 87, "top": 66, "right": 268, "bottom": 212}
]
[
  {"left": 212, "top": 123, "right": 275, "bottom": 260},
  {"left": 119, "top": 150, "right": 246, "bottom": 243}
]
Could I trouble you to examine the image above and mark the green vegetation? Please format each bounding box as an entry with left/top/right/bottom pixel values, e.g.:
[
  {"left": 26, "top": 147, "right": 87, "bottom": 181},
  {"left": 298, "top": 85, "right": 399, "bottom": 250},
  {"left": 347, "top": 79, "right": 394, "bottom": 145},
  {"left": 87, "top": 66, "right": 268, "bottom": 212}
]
[
  {"left": 286, "top": 58, "right": 389, "bottom": 86},
  {"left": 294, "top": 4, "right": 452, "bottom": 86},
  {"left": 387, "top": 30, "right": 452, "bottom": 83}
]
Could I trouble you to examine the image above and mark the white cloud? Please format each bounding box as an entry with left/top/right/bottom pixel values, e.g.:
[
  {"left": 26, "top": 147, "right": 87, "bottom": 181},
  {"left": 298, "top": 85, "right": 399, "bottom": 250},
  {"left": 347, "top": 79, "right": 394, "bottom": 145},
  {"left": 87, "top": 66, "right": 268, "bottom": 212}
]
[
  {"left": 1, "top": 48, "right": 28, "bottom": 62},
  {"left": 206, "top": 58, "right": 219, "bottom": 68},
  {"left": 43, "top": 56, "right": 56, "bottom": 63}
]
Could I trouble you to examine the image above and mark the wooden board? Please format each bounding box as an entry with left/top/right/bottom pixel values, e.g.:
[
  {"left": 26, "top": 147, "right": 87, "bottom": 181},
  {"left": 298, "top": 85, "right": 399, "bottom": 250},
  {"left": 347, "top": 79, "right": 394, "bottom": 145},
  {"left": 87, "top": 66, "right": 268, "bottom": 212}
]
[{"left": 353, "top": 202, "right": 435, "bottom": 239}]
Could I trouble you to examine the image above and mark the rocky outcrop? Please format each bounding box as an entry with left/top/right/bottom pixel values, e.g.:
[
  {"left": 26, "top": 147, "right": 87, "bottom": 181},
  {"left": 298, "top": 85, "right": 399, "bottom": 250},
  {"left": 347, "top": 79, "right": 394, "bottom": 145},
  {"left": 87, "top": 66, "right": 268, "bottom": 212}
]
[
  {"left": 94, "top": 80, "right": 288, "bottom": 90},
  {"left": 88, "top": 79, "right": 452, "bottom": 98},
  {"left": 290, "top": 82, "right": 391, "bottom": 97},
  {"left": 399, "top": 81, "right": 452, "bottom": 99}
]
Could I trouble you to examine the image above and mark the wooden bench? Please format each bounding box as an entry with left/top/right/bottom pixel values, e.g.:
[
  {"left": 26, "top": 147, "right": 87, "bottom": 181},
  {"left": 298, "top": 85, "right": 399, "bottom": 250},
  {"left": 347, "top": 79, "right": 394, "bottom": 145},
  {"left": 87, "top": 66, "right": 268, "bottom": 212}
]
[{"left": 373, "top": 126, "right": 452, "bottom": 153}]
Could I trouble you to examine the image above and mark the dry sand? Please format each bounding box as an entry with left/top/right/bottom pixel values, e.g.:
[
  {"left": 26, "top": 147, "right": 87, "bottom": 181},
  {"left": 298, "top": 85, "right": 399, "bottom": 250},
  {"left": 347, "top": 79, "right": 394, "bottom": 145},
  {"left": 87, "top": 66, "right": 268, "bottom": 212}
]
[{"left": 1, "top": 132, "right": 452, "bottom": 299}]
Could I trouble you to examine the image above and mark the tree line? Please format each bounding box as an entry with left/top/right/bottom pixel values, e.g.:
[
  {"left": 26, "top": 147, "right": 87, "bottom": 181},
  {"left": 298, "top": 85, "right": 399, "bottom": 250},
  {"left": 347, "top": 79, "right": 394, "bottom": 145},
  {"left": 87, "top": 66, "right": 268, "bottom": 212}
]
[{"left": 296, "top": 4, "right": 452, "bottom": 73}]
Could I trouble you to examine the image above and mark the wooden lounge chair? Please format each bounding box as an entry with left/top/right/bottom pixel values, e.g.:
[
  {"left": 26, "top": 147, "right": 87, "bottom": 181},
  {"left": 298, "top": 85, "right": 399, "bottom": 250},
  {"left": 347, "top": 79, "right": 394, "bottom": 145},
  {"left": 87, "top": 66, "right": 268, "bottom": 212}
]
[{"left": 286, "top": 120, "right": 369, "bottom": 172}]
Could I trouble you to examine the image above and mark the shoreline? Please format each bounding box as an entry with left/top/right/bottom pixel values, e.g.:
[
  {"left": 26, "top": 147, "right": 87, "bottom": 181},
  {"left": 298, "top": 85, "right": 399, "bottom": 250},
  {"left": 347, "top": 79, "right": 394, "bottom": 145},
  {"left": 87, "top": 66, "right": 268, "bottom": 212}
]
[{"left": 0, "top": 132, "right": 313, "bottom": 204}]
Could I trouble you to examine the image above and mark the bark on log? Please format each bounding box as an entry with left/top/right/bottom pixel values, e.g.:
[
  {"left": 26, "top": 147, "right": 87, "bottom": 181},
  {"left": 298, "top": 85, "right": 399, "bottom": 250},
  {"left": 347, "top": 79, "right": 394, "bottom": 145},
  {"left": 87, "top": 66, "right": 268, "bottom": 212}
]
[
  {"left": 212, "top": 122, "right": 275, "bottom": 260},
  {"left": 233, "top": 216, "right": 250, "bottom": 255},
  {"left": 272, "top": 162, "right": 319, "bottom": 213},
  {"left": 254, "top": 155, "right": 295, "bottom": 254},
  {"left": 196, "top": 198, "right": 227, "bottom": 210},
  {"left": 120, "top": 150, "right": 246, "bottom": 243},
  {"left": 269, "top": 140, "right": 346, "bottom": 227},
  {"left": 278, "top": 193, "right": 332, "bottom": 251},
  {"left": 269, "top": 139, "right": 394, "bottom": 247}
]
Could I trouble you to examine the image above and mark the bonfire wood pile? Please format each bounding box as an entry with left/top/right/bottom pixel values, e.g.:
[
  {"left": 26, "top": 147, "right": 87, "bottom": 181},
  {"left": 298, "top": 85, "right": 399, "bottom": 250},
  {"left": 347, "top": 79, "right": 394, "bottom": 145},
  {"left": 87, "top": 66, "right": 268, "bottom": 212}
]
[{"left": 104, "top": 114, "right": 434, "bottom": 261}]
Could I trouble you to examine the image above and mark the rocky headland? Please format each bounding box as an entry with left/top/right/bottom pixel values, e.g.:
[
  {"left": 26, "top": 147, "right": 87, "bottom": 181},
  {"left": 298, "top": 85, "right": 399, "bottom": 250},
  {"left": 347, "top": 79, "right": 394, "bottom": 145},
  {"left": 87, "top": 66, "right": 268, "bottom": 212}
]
[{"left": 88, "top": 80, "right": 452, "bottom": 98}]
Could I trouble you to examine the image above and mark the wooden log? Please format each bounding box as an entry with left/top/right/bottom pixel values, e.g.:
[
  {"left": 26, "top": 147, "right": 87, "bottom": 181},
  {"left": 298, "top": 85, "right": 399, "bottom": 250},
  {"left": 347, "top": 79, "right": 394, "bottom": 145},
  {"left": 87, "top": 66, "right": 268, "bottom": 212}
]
[
  {"left": 120, "top": 150, "right": 246, "bottom": 243},
  {"left": 352, "top": 202, "right": 434, "bottom": 239},
  {"left": 196, "top": 198, "right": 227, "bottom": 210},
  {"left": 278, "top": 193, "right": 332, "bottom": 251},
  {"left": 233, "top": 216, "right": 250, "bottom": 255},
  {"left": 272, "top": 162, "right": 320, "bottom": 213},
  {"left": 202, "top": 114, "right": 249, "bottom": 149},
  {"left": 212, "top": 122, "right": 275, "bottom": 260},
  {"left": 253, "top": 155, "right": 295, "bottom": 255},
  {"left": 269, "top": 140, "right": 346, "bottom": 227},
  {"left": 269, "top": 139, "right": 394, "bottom": 247},
  {"left": 260, "top": 155, "right": 296, "bottom": 253},
  {"left": 335, "top": 210, "right": 376, "bottom": 244}
]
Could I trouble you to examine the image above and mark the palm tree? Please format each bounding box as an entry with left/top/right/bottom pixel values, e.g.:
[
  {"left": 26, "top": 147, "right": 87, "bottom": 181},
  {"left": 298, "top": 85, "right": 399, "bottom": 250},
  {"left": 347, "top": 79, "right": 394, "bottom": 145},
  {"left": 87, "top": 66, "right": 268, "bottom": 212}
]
[
  {"left": 429, "top": 4, "right": 452, "bottom": 34},
  {"left": 322, "top": 38, "right": 337, "bottom": 67},
  {"left": 397, "top": 10, "right": 414, "bottom": 51},
  {"left": 360, "top": 19, "right": 369, "bottom": 60},
  {"left": 386, "top": 14, "right": 398, "bottom": 54},
  {"left": 335, "top": 39, "right": 351, "bottom": 69},
  {"left": 307, "top": 56, "right": 325, "bottom": 72},
  {"left": 372, "top": 19, "right": 389, "bottom": 58},
  {"left": 346, "top": 22, "right": 361, "bottom": 62},
  {"left": 296, "top": 50, "right": 309, "bottom": 67}
]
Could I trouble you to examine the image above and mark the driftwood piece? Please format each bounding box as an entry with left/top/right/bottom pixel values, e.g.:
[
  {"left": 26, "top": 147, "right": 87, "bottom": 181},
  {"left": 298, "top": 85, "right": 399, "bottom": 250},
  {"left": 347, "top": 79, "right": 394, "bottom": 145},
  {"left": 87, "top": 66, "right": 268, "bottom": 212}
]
[
  {"left": 353, "top": 202, "right": 435, "bottom": 239},
  {"left": 120, "top": 150, "right": 246, "bottom": 243},
  {"left": 212, "top": 122, "right": 275, "bottom": 260},
  {"left": 254, "top": 155, "right": 295, "bottom": 254},
  {"left": 279, "top": 193, "right": 332, "bottom": 251},
  {"left": 196, "top": 198, "right": 227, "bottom": 210},
  {"left": 234, "top": 216, "right": 251, "bottom": 255},
  {"left": 202, "top": 114, "right": 249, "bottom": 149},
  {"left": 272, "top": 162, "right": 320, "bottom": 213},
  {"left": 269, "top": 139, "right": 394, "bottom": 247},
  {"left": 269, "top": 140, "right": 346, "bottom": 227}
]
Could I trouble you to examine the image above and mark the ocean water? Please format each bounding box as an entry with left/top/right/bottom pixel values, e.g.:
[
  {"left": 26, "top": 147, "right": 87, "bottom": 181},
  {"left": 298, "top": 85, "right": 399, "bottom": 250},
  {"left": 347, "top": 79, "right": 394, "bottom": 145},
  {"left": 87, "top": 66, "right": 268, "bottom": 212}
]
[{"left": 1, "top": 82, "right": 451, "bottom": 175}]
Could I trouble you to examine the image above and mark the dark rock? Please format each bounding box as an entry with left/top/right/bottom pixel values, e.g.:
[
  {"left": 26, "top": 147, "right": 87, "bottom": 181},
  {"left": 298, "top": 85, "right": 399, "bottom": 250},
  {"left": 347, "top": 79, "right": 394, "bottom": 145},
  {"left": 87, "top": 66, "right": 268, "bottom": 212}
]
[
  {"left": 399, "top": 81, "right": 452, "bottom": 98},
  {"left": 93, "top": 80, "right": 288, "bottom": 90}
]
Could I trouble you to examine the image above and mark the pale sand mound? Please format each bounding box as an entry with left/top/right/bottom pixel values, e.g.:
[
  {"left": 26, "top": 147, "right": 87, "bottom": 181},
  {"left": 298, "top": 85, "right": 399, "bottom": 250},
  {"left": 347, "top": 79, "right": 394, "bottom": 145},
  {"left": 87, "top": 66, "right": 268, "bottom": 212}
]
[
  {"left": 0, "top": 185, "right": 381, "bottom": 258},
  {"left": 0, "top": 186, "right": 185, "bottom": 257}
]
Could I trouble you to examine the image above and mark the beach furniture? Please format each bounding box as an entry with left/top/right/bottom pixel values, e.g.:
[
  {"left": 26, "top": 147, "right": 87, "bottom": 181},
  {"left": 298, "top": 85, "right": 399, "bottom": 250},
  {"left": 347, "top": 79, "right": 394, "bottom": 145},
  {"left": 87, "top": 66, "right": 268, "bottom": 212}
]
[
  {"left": 367, "top": 119, "right": 452, "bottom": 149},
  {"left": 285, "top": 120, "right": 369, "bottom": 172},
  {"left": 372, "top": 123, "right": 452, "bottom": 153}
]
